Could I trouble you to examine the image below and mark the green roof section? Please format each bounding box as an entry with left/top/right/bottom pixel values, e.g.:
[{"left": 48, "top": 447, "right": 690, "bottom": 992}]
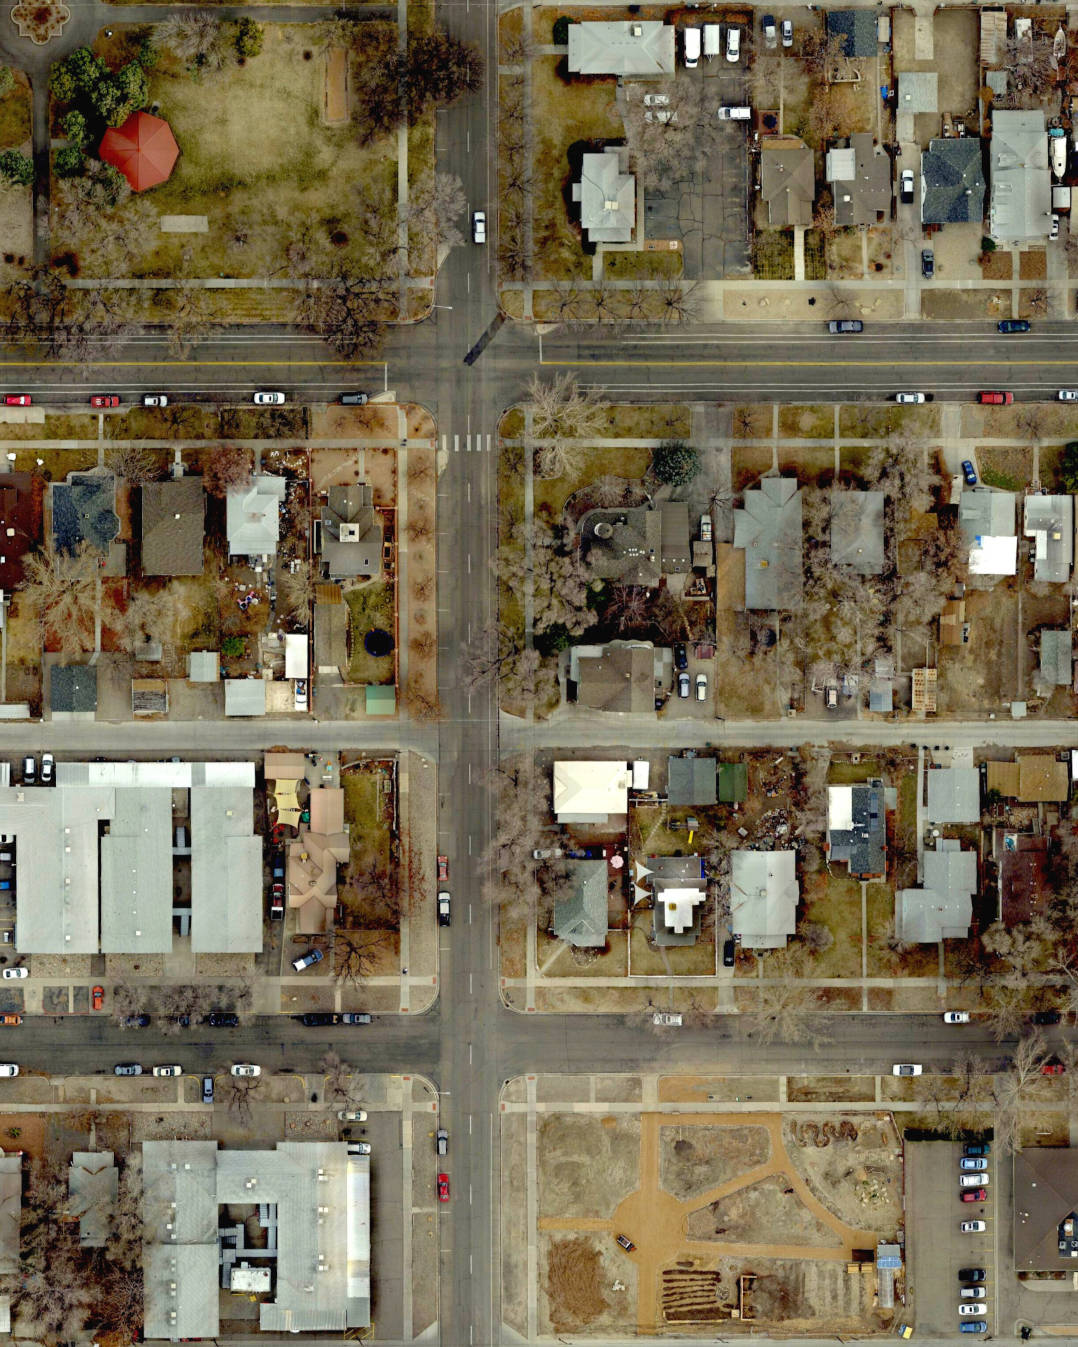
[
  {"left": 718, "top": 762, "right": 748, "bottom": 803},
  {"left": 365, "top": 684, "right": 396, "bottom": 716}
]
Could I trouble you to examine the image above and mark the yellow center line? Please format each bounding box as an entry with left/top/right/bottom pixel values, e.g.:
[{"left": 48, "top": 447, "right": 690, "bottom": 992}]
[
  {"left": 0, "top": 358, "right": 382, "bottom": 368},
  {"left": 540, "top": 356, "right": 1078, "bottom": 368}
]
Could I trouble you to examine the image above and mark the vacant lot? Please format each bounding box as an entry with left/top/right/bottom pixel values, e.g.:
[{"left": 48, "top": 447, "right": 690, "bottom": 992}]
[
  {"left": 538, "top": 1114, "right": 640, "bottom": 1218},
  {"left": 782, "top": 1115, "right": 901, "bottom": 1233},
  {"left": 660, "top": 1125, "right": 771, "bottom": 1201}
]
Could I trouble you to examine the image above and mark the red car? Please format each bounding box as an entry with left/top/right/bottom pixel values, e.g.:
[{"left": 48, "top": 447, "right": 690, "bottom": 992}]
[
  {"left": 91, "top": 985, "right": 104, "bottom": 1010},
  {"left": 1042, "top": 1061, "right": 1065, "bottom": 1075},
  {"left": 437, "top": 855, "right": 448, "bottom": 881},
  {"left": 3, "top": 395, "right": 30, "bottom": 407},
  {"left": 90, "top": 395, "right": 120, "bottom": 409},
  {"left": 961, "top": 1189, "right": 987, "bottom": 1203},
  {"left": 978, "top": 391, "right": 1013, "bottom": 405},
  {"left": 437, "top": 1173, "right": 450, "bottom": 1202}
]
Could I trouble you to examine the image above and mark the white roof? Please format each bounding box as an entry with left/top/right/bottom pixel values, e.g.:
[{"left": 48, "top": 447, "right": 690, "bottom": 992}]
[
  {"left": 729, "top": 850, "right": 798, "bottom": 949},
  {"left": 100, "top": 788, "right": 173, "bottom": 953},
  {"left": 925, "top": 767, "right": 980, "bottom": 823},
  {"left": 226, "top": 474, "right": 286, "bottom": 557},
  {"left": 969, "top": 534, "right": 1017, "bottom": 575},
  {"left": 553, "top": 761, "right": 631, "bottom": 821},
  {"left": 657, "top": 886, "right": 707, "bottom": 934},
  {"left": 285, "top": 633, "right": 309, "bottom": 680},
  {"left": 190, "top": 787, "right": 261, "bottom": 953},
  {"left": 827, "top": 785, "right": 853, "bottom": 831}
]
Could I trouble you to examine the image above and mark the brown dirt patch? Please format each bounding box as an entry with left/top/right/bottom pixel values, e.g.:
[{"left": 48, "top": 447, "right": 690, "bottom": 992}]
[
  {"left": 781, "top": 1116, "right": 902, "bottom": 1234},
  {"left": 1019, "top": 249, "right": 1047, "bottom": 280},
  {"left": 981, "top": 250, "right": 1012, "bottom": 280},
  {"left": 686, "top": 1173, "right": 842, "bottom": 1247},
  {"left": 546, "top": 1236, "right": 608, "bottom": 1332},
  {"left": 539, "top": 1114, "right": 640, "bottom": 1217},
  {"left": 0, "top": 1112, "right": 44, "bottom": 1158},
  {"left": 660, "top": 1125, "right": 771, "bottom": 1201}
]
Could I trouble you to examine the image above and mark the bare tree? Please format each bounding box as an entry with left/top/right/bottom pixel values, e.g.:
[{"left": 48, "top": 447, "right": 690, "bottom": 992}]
[
  {"left": 319, "top": 1050, "right": 356, "bottom": 1101},
  {"left": 333, "top": 928, "right": 383, "bottom": 987},
  {"left": 203, "top": 445, "right": 253, "bottom": 499},
  {"left": 407, "top": 171, "right": 467, "bottom": 254},
  {"left": 105, "top": 445, "right": 161, "bottom": 485},
  {"left": 526, "top": 371, "right": 606, "bottom": 441},
  {"left": 164, "top": 287, "right": 216, "bottom": 359},
  {"left": 296, "top": 272, "right": 394, "bottom": 359},
  {"left": 277, "top": 560, "right": 312, "bottom": 625},
  {"left": 155, "top": 11, "right": 226, "bottom": 69},
  {"left": 494, "top": 517, "right": 592, "bottom": 638},
  {"left": 224, "top": 1072, "right": 262, "bottom": 1124},
  {"left": 17, "top": 542, "right": 121, "bottom": 659}
]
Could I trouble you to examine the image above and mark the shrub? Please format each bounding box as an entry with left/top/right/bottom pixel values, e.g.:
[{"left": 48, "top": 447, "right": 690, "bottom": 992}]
[
  {"left": 551, "top": 16, "right": 572, "bottom": 43},
  {"left": 651, "top": 440, "right": 699, "bottom": 486},
  {"left": 1062, "top": 442, "right": 1078, "bottom": 493},
  {"left": 222, "top": 635, "right": 245, "bottom": 658},
  {"left": 235, "top": 18, "right": 264, "bottom": 58},
  {"left": 0, "top": 150, "right": 32, "bottom": 186},
  {"left": 0, "top": 67, "right": 14, "bottom": 100},
  {"left": 54, "top": 146, "right": 85, "bottom": 178},
  {"left": 62, "top": 109, "right": 87, "bottom": 148}
]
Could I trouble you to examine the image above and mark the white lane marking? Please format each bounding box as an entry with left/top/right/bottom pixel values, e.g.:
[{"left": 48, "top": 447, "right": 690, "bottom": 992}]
[
  {"left": 454, "top": 434, "right": 460, "bottom": 452},
  {"left": 441, "top": 434, "right": 446, "bottom": 453},
  {"left": 486, "top": 433, "right": 491, "bottom": 452},
  {"left": 469, "top": 1043, "right": 473, "bottom": 1065},
  {"left": 468, "top": 904, "right": 472, "bottom": 925},
  {"left": 469, "top": 973, "right": 473, "bottom": 995},
  {"left": 469, "top": 1114, "right": 473, "bottom": 1135},
  {"left": 467, "top": 554, "right": 472, "bottom": 574},
  {"left": 466, "top": 480, "right": 471, "bottom": 502}
]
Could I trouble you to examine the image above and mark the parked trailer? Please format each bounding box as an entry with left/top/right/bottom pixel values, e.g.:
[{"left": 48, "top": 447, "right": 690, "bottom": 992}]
[{"left": 703, "top": 24, "right": 720, "bottom": 59}]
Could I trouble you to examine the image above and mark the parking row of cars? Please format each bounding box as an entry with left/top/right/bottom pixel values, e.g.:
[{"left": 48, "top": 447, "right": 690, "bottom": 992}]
[
  {"left": 956, "top": 1140, "right": 990, "bottom": 1333},
  {"left": 4, "top": 393, "right": 369, "bottom": 408}
]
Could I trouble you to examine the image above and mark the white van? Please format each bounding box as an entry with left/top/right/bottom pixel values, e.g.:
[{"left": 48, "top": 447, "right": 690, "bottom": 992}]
[
  {"left": 703, "top": 24, "right": 720, "bottom": 59},
  {"left": 717, "top": 106, "right": 752, "bottom": 121},
  {"left": 683, "top": 26, "right": 701, "bottom": 67}
]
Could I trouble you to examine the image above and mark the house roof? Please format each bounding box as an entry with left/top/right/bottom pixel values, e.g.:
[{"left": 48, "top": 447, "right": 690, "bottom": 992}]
[
  {"left": 659, "top": 502, "right": 692, "bottom": 573},
  {"left": 572, "top": 148, "right": 635, "bottom": 244},
  {"left": 732, "top": 477, "right": 803, "bottom": 610},
  {"left": 553, "top": 761, "right": 631, "bottom": 822},
  {"left": 759, "top": 140, "right": 815, "bottom": 227},
  {"left": 987, "top": 754, "right": 1069, "bottom": 803},
  {"left": 580, "top": 507, "right": 661, "bottom": 586},
  {"left": 224, "top": 679, "right": 267, "bottom": 717},
  {"left": 1014, "top": 1148, "right": 1078, "bottom": 1270},
  {"left": 189, "top": 781, "right": 261, "bottom": 953},
  {"left": 288, "top": 817, "right": 349, "bottom": 934},
  {"left": 830, "top": 490, "right": 885, "bottom": 574},
  {"left": 827, "top": 781, "right": 886, "bottom": 876},
  {"left": 718, "top": 761, "right": 748, "bottom": 803},
  {"left": 646, "top": 853, "right": 707, "bottom": 946},
  {"left": 994, "top": 831, "right": 1050, "bottom": 924},
  {"left": 826, "top": 9, "right": 877, "bottom": 56},
  {"left": 668, "top": 756, "right": 717, "bottom": 806},
  {"left": 896, "top": 71, "right": 937, "bottom": 113},
  {"left": 925, "top": 766, "right": 980, "bottom": 823},
  {"left": 1024, "top": 494, "right": 1073, "bottom": 584},
  {"left": 100, "top": 787, "right": 173, "bottom": 953},
  {"left": 0, "top": 471, "right": 36, "bottom": 591},
  {"left": 141, "top": 478, "right": 205, "bottom": 576},
  {"left": 895, "top": 838, "right": 976, "bottom": 941},
  {"left": 68, "top": 1151, "right": 117, "bottom": 1248},
  {"left": 990, "top": 110, "right": 1051, "bottom": 243},
  {"left": 1040, "top": 630, "right": 1072, "bottom": 687},
  {"left": 51, "top": 472, "right": 118, "bottom": 555},
  {"left": 939, "top": 598, "right": 968, "bottom": 647},
  {"left": 960, "top": 488, "right": 1015, "bottom": 541},
  {"left": 567, "top": 21, "right": 676, "bottom": 76},
  {"left": 226, "top": 474, "right": 286, "bottom": 557},
  {"left": 827, "top": 135, "right": 891, "bottom": 228},
  {"left": 187, "top": 650, "right": 219, "bottom": 682},
  {"left": 729, "top": 849, "right": 798, "bottom": 948},
  {"left": 921, "top": 138, "right": 985, "bottom": 224},
  {"left": 320, "top": 483, "right": 383, "bottom": 579},
  {"left": 365, "top": 684, "right": 396, "bottom": 715},
  {"left": 572, "top": 642, "right": 657, "bottom": 714},
  {"left": 50, "top": 663, "right": 97, "bottom": 714},
  {"left": 553, "top": 860, "right": 608, "bottom": 947}
]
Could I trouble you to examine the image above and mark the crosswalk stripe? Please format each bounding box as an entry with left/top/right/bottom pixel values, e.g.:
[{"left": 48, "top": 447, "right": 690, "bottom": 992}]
[
  {"left": 454, "top": 434, "right": 460, "bottom": 452},
  {"left": 441, "top": 434, "right": 447, "bottom": 453},
  {"left": 486, "top": 434, "right": 492, "bottom": 452}
]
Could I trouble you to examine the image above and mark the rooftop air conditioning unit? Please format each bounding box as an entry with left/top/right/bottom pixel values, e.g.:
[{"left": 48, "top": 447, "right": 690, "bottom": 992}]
[
  {"left": 631, "top": 23, "right": 643, "bottom": 35},
  {"left": 339, "top": 523, "right": 361, "bottom": 542}
]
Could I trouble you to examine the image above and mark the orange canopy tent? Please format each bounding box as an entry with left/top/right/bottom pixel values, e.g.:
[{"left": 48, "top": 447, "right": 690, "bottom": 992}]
[{"left": 98, "top": 111, "right": 179, "bottom": 192}]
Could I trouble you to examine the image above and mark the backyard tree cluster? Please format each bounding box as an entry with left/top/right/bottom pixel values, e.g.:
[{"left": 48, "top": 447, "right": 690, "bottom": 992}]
[
  {"left": 353, "top": 28, "right": 483, "bottom": 142},
  {"left": 50, "top": 45, "right": 153, "bottom": 177}
]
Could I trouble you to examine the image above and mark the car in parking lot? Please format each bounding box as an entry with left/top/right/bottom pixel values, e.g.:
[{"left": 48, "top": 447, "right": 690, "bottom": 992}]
[
  {"left": 723, "top": 938, "right": 736, "bottom": 967},
  {"left": 959, "top": 1286, "right": 985, "bottom": 1298},
  {"left": 337, "top": 1109, "right": 367, "bottom": 1122},
  {"left": 202, "top": 1075, "right": 214, "bottom": 1103},
  {"left": 761, "top": 14, "right": 776, "bottom": 47},
  {"left": 90, "top": 395, "right": 121, "bottom": 408},
  {"left": 958, "top": 1303, "right": 987, "bottom": 1316},
  {"left": 40, "top": 753, "right": 53, "bottom": 786},
  {"left": 253, "top": 391, "right": 286, "bottom": 405},
  {"left": 677, "top": 671, "right": 690, "bottom": 698},
  {"left": 959, "top": 1268, "right": 987, "bottom": 1281},
  {"left": 438, "top": 891, "right": 451, "bottom": 926},
  {"left": 959, "top": 1323, "right": 987, "bottom": 1335},
  {"left": 294, "top": 679, "right": 308, "bottom": 712},
  {"left": 960, "top": 1157, "right": 988, "bottom": 1171},
  {"left": 674, "top": 642, "right": 687, "bottom": 670},
  {"left": 725, "top": 25, "right": 740, "bottom": 60},
  {"left": 643, "top": 93, "right": 669, "bottom": 107},
  {"left": 341, "top": 1012, "right": 372, "bottom": 1024},
  {"left": 961, "top": 460, "right": 977, "bottom": 486},
  {"left": 964, "top": 1141, "right": 990, "bottom": 1156},
  {"left": 1050, "top": 213, "right": 1060, "bottom": 240},
  {"left": 270, "top": 880, "right": 285, "bottom": 919},
  {"left": 943, "top": 1010, "right": 971, "bottom": 1023},
  {"left": 960, "top": 1220, "right": 987, "bottom": 1233},
  {"left": 978, "top": 390, "right": 1013, "bottom": 405},
  {"left": 21, "top": 756, "right": 34, "bottom": 785},
  {"left": 472, "top": 211, "right": 486, "bottom": 244},
  {"left": 961, "top": 1188, "right": 988, "bottom": 1202},
  {"left": 960, "top": 1173, "right": 990, "bottom": 1187},
  {"left": 152, "top": 1065, "right": 183, "bottom": 1077},
  {"left": 437, "top": 1173, "right": 450, "bottom": 1201},
  {"left": 900, "top": 168, "right": 915, "bottom": 203},
  {"left": 895, "top": 392, "right": 926, "bottom": 404},
  {"left": 828, "top": 319, "right": 863, "bottom": 334},
  {"left": 206, "top": 1012, "right": 239, "bottom": 1028},
  {"left": 121, "top": 1012, "right": 150, "bottom": 1025},
  {"left": 892, "top": 1063, "right": 922, "bottom": 1076},
  {"left": 114, "top": 1063, "right": 142, "bottom": 1076},
  {"left": 921, "top": 249, "right": 934, "bottom": 278},
  {"left": 998, "top": 319, "right": 1030, "bottom": 334},
  {"left": 781, "top": 18, "right": 793, "bottom": 45},
  {"left": 695, "top": 672, "right": 708, "bottom": 701},
  {"left": 231, "top": 1063, "right": 261, "bottom": 1077},
  {"left": 436, "top": 1128, "right": 448, "bottom": 1155},
  {"left": 2, "top": 967, "right": 26, "bottom": 980},
  {"left": 291, "top": 948, "right": 324, "bottom": 972},
  {"left": 91, "top": 985, "right": 104, "bottom": 1010}
]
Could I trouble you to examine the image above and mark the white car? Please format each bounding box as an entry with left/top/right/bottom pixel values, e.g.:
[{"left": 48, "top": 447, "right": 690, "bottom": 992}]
[
  {"left": 960, "top": 1172, "right": 990, "bottom": 1187},
  {"left": 959, "top": 1303, "right": 988, "bottom": 1316},
  {"left": 725, "top": 25, "right": 740, "bottom": 61},
  {"left": 472, "top": 211, "right": 486, "bottom": 244},
  {"left": 960, "top": 1220, "right": 987, "bottom": 1233},
  {"left": 895, "top": 392, "right": 926, "bottom": 404},
  {"left": 40, "top": 752, "right": 54, "bottom": 785},
  {"left": 1058, "top": 389, "right": 1078, "bottom": 401},
  {"left": 943, "top": 1011, "right": 971, "bottom": 1024},
  {"left": 231, "top": 1063, "right": 261, "bottom": 1078},
  {"left": 253, "top": 392, "right": 285, "bottom": 405},
  {"left": 152, "top": 1065, "right": 183, "bottom": 1077},
  {"left": 643, "top": 93, "right": 670, "bottom": 107},
  {"left": 294, "top": 679, "right": 308, "bottom": 712},
  {"left": 0, "top": 1064, "right": 17, "bottom": 1077},
  {"left": 1050, "top": 213, "right": 1060, "bottom": 240},
  {"left": 142, "top": 394, "right": 168, "bottom": 407},
  {"left": 695, "top": 672, "right": 708, "bottom": 701},
  {"left": 900, "top": 168, "right": 915, "bottom": 203},
  {"left": 892, "top": 1063, "right": 922, "bottom": 1076},
  {"left": 337, "top": 1109, "right": 368, "bottom": 1122},
  {"left": 2, "top": 967, "right": 27, "bottom": 980},
  {"left": 645, "top": 109, "right": 678, "bottom": 123},
  {"left": 781, "top": 18, "right": 793, "bottom": 46}
]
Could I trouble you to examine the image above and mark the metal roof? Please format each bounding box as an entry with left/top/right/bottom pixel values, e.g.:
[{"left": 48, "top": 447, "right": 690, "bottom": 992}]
[
  {"left": 990, "top": 110, "right": 1051, "bottom": 243},
  {"left": 1040, "top": 630, "right": 1072, "bottom": 687},
  {"left": 1024, "top": 494, "right": 1074, "bottom": 584},
  {"left": 567, "top": 21, "right": 676, "bottom": 76},
  {"left": 226, "top": 474, "right": 286, "bottom": 557},
  {"left": 572, "top": 149, "right": 635, "bottom": 245},
  {"left": 729, "top": 850, "right": 798, "bottom": 948},
  {"left": 100, "top": 788, "right": 173, "bottom": 953},
  {"left": 224, "top": 679, "right": 267, "bottom": 717},
  {"left": 68, "top": 1151, "right": 117, "bottom": 1248},
  {"left": 190, "top": 786, "right": 261, "bottom": 953},
  {"left": 925, "top": 767, "right": 980, "bottom": 823},
  {"left": 667, "top": 756, "right": 717, "bottom": 806},
  {"left": 733, "top": 477, "right": 803, "bottom": 610}
]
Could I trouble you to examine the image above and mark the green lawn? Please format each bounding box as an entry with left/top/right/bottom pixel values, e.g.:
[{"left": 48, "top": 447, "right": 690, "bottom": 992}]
[
  {"left": 603, "top": 250, "right": 683, "bottom": 280},
  {"left": 346, "top": 582, "right": 396, "bottom": 685}
]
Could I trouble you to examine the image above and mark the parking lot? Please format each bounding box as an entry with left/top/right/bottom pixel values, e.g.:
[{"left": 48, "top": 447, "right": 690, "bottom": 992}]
[{"left": 907, "top": 1139, "right": 995, "bottom": 1337}]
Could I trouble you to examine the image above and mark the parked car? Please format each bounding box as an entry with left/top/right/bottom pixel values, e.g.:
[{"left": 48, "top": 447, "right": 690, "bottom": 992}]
[
  {"left": 293, "top": 679, "right": 308, "bottom": 713},
  {"left": 892, "top": 1063, "right": 922, "bottom": 1076},
  {"left": 723, "top": 938, "right": 736, "bottom": 967},
  {"left": 960, "top": 1173, "right": 990, "bottom": 1187},
  {"left": 0, "top": 1015, "right": 21, "bottom": 1026},
  {"left": 959, "top": 1323, "right": 987, "bottom": 1335},
  {"left": 121, "top": 1012, "right": 150, "bottom": 1026},
  {"left": 963, "top": 1142, "right": 990, "bottom": 1157},
  {"left": 3, "top": 395, "right": 30, "bottom": 406},
  {"left": 152, "top": 1065, "right": 183, "bottom": 1077},
  {"left": 716, "top": 105, "right": 752, "bottom": 120},
  {"left": 960, "top": 1157, "right": 988, "bottom": 1172},
  {"left": 943, "top": 1011, "right": 971, "bottom": 1024},
  {"left": 253, "top": 391, "right": 286, "bottom": 405},
  {"left": 674, "top": 642, "right": 688, "bottom": 670},
  {"left": 436, "top": 1128, "right": 448, "bottom": 1155},
  {"left": 824, "top": 684, "right": 839, "bottom": 710},
  {"left": 299, "top": 1012, "right": 339, "bottom": 1027},
  {"left": 958, "top": 1304, "right": 988, "bottom": 1317},
  {"left": 900, "top": 168, "right": 915, "bottom": 203},
  {"left": 683, "top": 25, "right": 701, "bottom": 67},
  {"left": 978, "top": 391, "right": 1013, "bottom": 405},
  {"left": 231, "top": 1064, "right": 261, "bottom": 1077},
  {"left": 532, "top": 848, "right": 563, "bottom": 860},
  {"left": 1050, "top": 213, "right": 1060, "bottom": 240},
  {"left": 91, "top": 986, "right": 104, "bottom": 1010},
  {"left": 960, "top": 1286, "right": 986, "bottom": 1299},
  {"left": 643, "top": 94, "right": 670, "bottom": 107},
  {"left": 339, "top": 392, "right": 369, "bottom": 405},
  {"left": 677, "top": 671, "right": 690, "bottom": 698},
  {"left": 695, "top": 672, "right": 708, "bottom": 701},
  {"left": 291, "top": 948, "right": 324, "bottom": 972},
  {"left": 2, "top": 967, "right": 27, "bottom": 981},
  {"left": 472, "top": 210, "right": 486, "bottom": 244},
  {"left": 961, "top": 460, "right": 977, "bottom": 486},
  {"left": 1058, "top": 390, "right": 1078, "bottom": 402},
  {"left": 958, "top": 1268, "right": 987, "bottom": 1282},
  {"left": 341, "top": 1012, "right": 372, "bottom": 1024},
  {"left": 895, "top": 392, "right": 927, "bottom": 404},
  {"left": 1042, "top": 1059, "right": 1066, "bottom": 1075},
  {"left": 437, "top": 1173, "right": 450, "bottom": 1201},
  {"left": 725, "top": 24, "right": 740, "bottom": 61},
  {"left": 337, "top": 1109, "right": 368, "bottom": 1123},
  {"left": 90, "top": 395, "right": 120, "bottom": 408},
  {"left": 998, "top": 319, "right": 1030, "bottom": 334},
  {"left": 1032, "top": 1009, "right": 1062, "bottom": 1025},
  {"left": 141, "top": 394, "right": 168, "bottom": 407},
  {"left": 961, "top": 1189, "right": 988, "bottom": 1203},
  {"left": 616, "top": 1233, "right": 636, "bottom": 1251},
  {"left": 40, "top": 753, "right": 54, "bottom": 786},
  {"left": 202, "top": 1075, "right": 214, "bottom": 1103},
  {"left": 437, "top": 855, "right": 449, "bottom": 881},
  {"left": 828, "top": 319, "right": 863, "bottom": 333},
  {"left": 438, "top": 891, "right": 451, "bottom": 926},
  {"left": 206, "top": 1012, "right": 239, "bottom": 1028},
  {"left": 960, "top": 1220, "right": 987, "bottom": 1233},
  {"left": 921, "top": 248, "right": 934, "bottom": 279},
  {"left": 270, "top": 881, "right": 285, "bottom": 920},
  {"left": 761, "top": 14, "right": 777, "bottom": 47},
  {"left": 20, "top": 756, "right": 34, "bottom": 786},
  {"left": 114, "top": 1063, "right": 142, "bottom": 1076},
  {"left": 781, "top": 18, "right": 793, "bottom": 46}
]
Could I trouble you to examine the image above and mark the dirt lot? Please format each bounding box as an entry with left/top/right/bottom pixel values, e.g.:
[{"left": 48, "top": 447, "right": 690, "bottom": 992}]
[
  {"left": 687, "top": 1173, "right": 841, "bottom": 1247},
  {"left": 538, "top": 1114, "right": 640, "bottom": 1217},
  {"left": 782, "top": 1115, "right": 902, "bottom": 1234},
  {"left": 660, "top": 1124, "right": 771, "bottom": 1200}
]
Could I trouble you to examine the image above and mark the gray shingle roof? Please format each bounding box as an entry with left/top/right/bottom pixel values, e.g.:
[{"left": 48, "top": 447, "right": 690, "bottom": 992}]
[
  {"left": 895, "top": 839, "right": 975, "bottom": 942},
  {"left": 1040, "top": 630, "right": 1072, "bottom": 687},
  {"left": 567, "top": 21, "right": 676, "bottom": 75},
  {"left": 921, "top": 138, "right": 985, "bottom": 224},
  {"left": 50, "top": 663, "right": 97, "bottom": 713},
  {"left": 553, "top": 860, "right": 608, "bottom": 947},
  {"left": 830, "top": 490, "right": 885, "bottom": 574},
  {"left": 990, "top": 110, "right": 1051, "bottom": 243},
  {"left": 828, "top": 781, "right": 886, "bottom": 876},
  {"left": 827, "top": 135, "right": 891, "bottom": 228},
  {"left": 733, "top": 477, "right": 803, "bottom": 610},
  {"left": 925, "top": 767, "right": 980, "bottom": 824},
  {"left": 667, "top": 756, "right": 717, "bottom": 806},
  {"left": 51, "top": 473, "right": 118, "bottom": 555},
  {"left": 320, "top": 484, "right": 383, "bottom": 579},
  {"left": 826, "top": 10, "right": 877, "bottom": 57},
  {"left": 580, "top": 507, "right": 661, "bottom": 587},
  {"left": 68, "top": 1151, "right": 117, "bottom": 1248},
  {"left": 572, "top": 149, "right": 635, "bottom": 245}
]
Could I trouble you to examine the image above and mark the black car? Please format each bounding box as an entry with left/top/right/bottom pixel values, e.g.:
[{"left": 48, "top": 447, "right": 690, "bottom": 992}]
[
  {"left": 723, "top": 939, "right": 736, "bottom": 967},
  {"left": 921, "top": 249, "right": 934, "bottom": 279},
  {"left": 122, "top": 1014, "right": 151, "bottom": 1028},
  {"left": 173, "top": 1015, "right": 191, "bottom": 1028},
  {"left": 206, "top": 1012, "right": 239, "bottom": 1028},
  {"left": 299, "top": 1012, "right": 340, "bottom": 1027},
  {"left": 674, "top": 642, "right": 688, "bottom": 671},
  {"left": 1032, "top": 1009, "right": 1062, "bottom": 1025},
  {"left": 998, "top": 319, "right": 1030, "bottom": 334},
  {"left": 958, "top": 1268, "right": 986, "bottom": 1282}
]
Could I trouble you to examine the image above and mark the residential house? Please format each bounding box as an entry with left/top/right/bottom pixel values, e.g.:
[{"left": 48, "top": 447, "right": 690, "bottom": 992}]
[
  {"left": 224, "top": 679, "right": 267, "bottom": 717},
  {"left": 1024, "top": 494, "right": 1073, "bottom": 584},
  {"left": 660, "top": 502, "right": 692, "bottom": 574},
  {"left": 667, "top": 754, "right": 716, "bottom": 807},
  {"left": 732, "top": 477, "right": 803, "bottom": 610},
  {"left": 318, "top": 484, "right": 383, "bottom": 580},
  {"left": 287, "top": 787, "right": 349, "bottom": 933},
  {"left": 566, "top": 21, "right": 676, "bottom": 76},
  {"left": 579, "top": 507, "right": 661, "bottom": 587},
  {"left": 0, "top": 471, "right": 36, "bottom": 594},
  {"left": 986, "top": 754, "right": 1069, "bottom": 804},
  {"left": 68, "top": 1152, "right": 117, "bottom": 1248},
  {"left": 895, "top": 838, "right": 976, "bottom": 942},
  {"left": 50, "top": 664, "right": 97, "bottom": 720},
  {"left": 729, "top": 850, "right": 798, "bottom": 949},
  {"left": 1014, "top": 1149, "right": 1078, "bottom": 1272},
  {"left": 643, "top": 853, "right": 707, "bottom": 947},
  {"left": 552, "top": 860, "right": 608, "bottom": 947},
  {"left": 759, "top": 139, "right": 815, "bottom": 227},
  {"left": 992, "top": 830, "right": 1050, "bottom": 924},
  {"left": 989, "top": 110, "right": 1051, "bottom": 244},
  {"left": 939, "top": 598, "right": 969, "bottom": 646},
  {"left": 141, "top": 477, "right": 206, "bottom": 577},
  {"left": 959, "top": 487, "right": 1017, "bottom": 576},
  {"left": 830, "top": 490, "right": 885, "bottom": 574},
  {"left": 187, "top": 651, "right": 219, "bottom": 682},
  {"left": 718, "top": 761, "right": 748, "bottom": 804},
  {"left": 572, "top": 148, "right": 635, "bottom": 245},
  {"left": 826, "top": 9, "right": 877, "bottom": 57},
  {"left": 826, "top": 135, "right": 891, "bottom": 227},
  {"left": 553, "top": 761, "right": 631, "bottom": 823},
  {"left": 1039, "top": 630, "right": 1072, "bottom": 689},
  {"left": 51, "top": 471, "right": 122, "bottom": 572},
  {"left": 226, "top": 475, "right": 287, "bottom": 560},
  {"left": 827, "top": 780, "right": 886, "bottom": 878},
  {"left": 569, "top": 641, "right": 669, "bottom": 713},
  {"left": 925, "top": 766, "right": 980, "bottom": 823},
  {"left": 920, "top": 138, "right": 985, "bottom": 226}
]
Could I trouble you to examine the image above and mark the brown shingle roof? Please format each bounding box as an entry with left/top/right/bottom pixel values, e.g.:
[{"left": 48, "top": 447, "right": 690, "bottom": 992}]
[{"left": 141, "top": 478, "right": 206, "bottom": 576}]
